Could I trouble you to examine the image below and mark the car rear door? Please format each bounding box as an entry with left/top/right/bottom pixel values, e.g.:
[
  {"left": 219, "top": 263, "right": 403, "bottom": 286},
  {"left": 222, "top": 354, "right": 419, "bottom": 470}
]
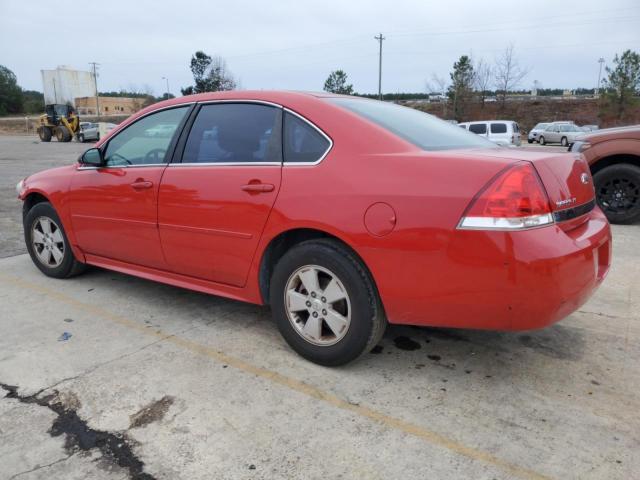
[
  {"left": 67, "top": 106, "right": 190, "bottom": 269},
  {"left": 157, "top": 102, "right": 282, "bottom": 287}
]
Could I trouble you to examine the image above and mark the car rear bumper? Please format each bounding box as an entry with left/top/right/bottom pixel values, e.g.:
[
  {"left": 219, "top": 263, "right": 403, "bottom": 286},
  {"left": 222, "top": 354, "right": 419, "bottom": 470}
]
[{"left": 369, "top": 207, "right": 612, "bottom": 330}]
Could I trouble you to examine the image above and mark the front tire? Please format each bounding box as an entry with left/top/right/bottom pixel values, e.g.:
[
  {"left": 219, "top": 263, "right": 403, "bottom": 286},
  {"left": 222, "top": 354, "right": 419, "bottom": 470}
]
[
  {"left": 78, "top": 133, "right": 85, "bottom": 143},
  {"left": 538, "top": 135, "right": 545, "bottom": 145},
  {"left": 270, "top": 239, "right": 386, "bottom": 366},
  {"left": 593, "top": 164, "right": 640, "bottom": 224},
  {"left": 24, "top": 202, "right": 86, "bottom": 278},
  {"left": 561, "top": 136, "right": 568, "bottom": 147}
]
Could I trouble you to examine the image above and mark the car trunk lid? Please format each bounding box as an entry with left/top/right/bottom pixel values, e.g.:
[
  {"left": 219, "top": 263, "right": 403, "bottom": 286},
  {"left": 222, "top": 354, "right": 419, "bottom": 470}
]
[{"left": 469, "top": 148, "right": 596, "bottom": 225}]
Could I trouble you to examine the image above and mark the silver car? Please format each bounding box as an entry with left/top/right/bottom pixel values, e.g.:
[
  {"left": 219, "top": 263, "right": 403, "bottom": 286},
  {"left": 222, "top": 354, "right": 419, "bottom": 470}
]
[
  {"left": 77, "top": 122, "right": 116, "bottom": 142},
  {"left": 527, "top": 122, "right": 550, "bottom": 143},
  {"left": 538, "top": 123, "right": 583, "bottom": 146}
]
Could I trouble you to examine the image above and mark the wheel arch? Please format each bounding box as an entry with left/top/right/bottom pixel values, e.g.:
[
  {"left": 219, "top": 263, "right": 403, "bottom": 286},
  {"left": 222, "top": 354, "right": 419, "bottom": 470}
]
[
  {"left": 590, "top": 153, "right": 640, "bottom": 176},
  {"left": 258, "top": 227, "right": 381, "bottom": 306},
  {"left": 22, "top": 191, "right": 51, "bottom": 218}
]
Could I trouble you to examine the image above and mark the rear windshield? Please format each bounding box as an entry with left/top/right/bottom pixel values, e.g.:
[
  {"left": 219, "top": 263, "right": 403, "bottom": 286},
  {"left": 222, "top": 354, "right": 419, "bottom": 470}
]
[{"left": 327, "top": 97, "right": 493, "bottom": 151}]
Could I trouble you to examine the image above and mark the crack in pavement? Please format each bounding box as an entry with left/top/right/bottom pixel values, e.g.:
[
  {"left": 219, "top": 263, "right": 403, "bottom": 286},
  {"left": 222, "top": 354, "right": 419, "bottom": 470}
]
[
  {"left": 8, "top": 452, "right": 77, "bottom": 480},
  {"left": 1, "top": 383, "right": 156, "bottom": 480}
]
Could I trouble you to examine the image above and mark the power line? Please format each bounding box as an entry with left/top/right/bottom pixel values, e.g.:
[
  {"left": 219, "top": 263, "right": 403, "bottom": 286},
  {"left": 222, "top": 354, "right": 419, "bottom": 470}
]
[{"left": 374, "top": 33, "right": 385, "bottom": 100}]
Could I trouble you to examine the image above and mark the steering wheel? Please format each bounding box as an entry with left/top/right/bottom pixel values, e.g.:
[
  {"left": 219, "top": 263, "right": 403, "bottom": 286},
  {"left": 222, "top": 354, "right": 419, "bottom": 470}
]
[{"left": 144, "top": 148, "right": 167, "bottom": 164}]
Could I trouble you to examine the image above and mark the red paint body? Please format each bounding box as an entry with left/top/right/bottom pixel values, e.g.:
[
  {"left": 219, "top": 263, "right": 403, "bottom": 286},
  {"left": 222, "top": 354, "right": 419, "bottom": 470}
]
[{"left": 19, "top": 91, "right": 612, "bottom": 330}]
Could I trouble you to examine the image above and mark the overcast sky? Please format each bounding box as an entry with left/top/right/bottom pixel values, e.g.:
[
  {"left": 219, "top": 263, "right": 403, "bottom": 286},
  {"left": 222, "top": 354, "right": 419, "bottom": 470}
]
[{"left": 1, "top": 0, "right": 638, "bottom": 96}]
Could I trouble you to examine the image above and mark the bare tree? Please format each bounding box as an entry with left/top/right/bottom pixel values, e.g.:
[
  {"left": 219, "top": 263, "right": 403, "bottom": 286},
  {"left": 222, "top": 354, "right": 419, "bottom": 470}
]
[
  {"left": 474, "top": 58, "right": 493, "bottom": 108},
  {"left": 494, "top": 44, "right": 529, "bottom": 109}
]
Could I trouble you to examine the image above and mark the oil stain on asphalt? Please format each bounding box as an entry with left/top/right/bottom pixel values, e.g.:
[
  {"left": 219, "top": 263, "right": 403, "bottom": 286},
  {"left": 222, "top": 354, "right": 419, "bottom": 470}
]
[
  {"left": 0, "top": 383, "right": 156, "bottom": 480},
  {"left": 129, "top": 396, "right": 175, "bottom": 429},
  {"left": 393, "top": 336, "right": 422, "bottom": 351}
]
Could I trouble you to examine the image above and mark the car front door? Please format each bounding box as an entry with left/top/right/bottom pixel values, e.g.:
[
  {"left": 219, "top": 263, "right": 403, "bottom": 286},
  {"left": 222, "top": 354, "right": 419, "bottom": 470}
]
[
  {"left": 67, "top": 106, "right": 190, "bottom": 269},
  {"left": 157, "top": 102, "right": 283, "bottom": 287}
]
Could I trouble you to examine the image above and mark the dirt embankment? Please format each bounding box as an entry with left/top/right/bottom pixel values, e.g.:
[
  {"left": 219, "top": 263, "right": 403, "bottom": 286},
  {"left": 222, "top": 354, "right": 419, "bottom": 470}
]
[
  {"left": 402, "top": 97, "right": 640, "bottom": 131},
  {"left": 0, "top": 114, "right": 129, "bottom": 136}
]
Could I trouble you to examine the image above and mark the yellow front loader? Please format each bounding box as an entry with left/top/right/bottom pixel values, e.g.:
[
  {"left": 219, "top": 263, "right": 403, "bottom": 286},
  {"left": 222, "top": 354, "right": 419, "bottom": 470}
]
[{"left": 37, "top": 104, "right": 80, "bottom": 142}]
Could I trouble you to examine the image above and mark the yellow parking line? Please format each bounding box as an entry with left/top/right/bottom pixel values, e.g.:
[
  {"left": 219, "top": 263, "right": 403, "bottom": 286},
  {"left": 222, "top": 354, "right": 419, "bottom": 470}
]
[{"left": 0, "top": 273, "right": 552, "bottom": 480}]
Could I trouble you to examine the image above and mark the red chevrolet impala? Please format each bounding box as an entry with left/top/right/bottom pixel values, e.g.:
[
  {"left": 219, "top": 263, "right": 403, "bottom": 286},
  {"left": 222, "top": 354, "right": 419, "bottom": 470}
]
[{"left": 17, "top": 91, "right": 611, "bottom": 365}]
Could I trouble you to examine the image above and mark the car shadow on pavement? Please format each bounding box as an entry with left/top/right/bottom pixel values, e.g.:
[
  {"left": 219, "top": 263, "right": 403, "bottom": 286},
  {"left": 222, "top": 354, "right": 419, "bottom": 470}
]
[{"left": 72, "top": 266, "right": 587, "bottom": 383}]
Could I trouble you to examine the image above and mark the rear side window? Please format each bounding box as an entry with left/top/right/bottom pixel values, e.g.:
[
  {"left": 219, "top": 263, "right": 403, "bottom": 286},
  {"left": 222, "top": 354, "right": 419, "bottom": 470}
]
[
  {"left": 182, "top": 103, "right": 281, "bottom": 163},
  {"left": 513, "top": 123, "right": 520, "bottom": 133},
  {"left": 283, "top": 112, "right": 331, "bottom": 163},
  {"left": 469, "top": 123, "right": 487, "bottom": 134},
  {"left": 327, "top": 97, "right": 492, "bottom": 151},
  {"left": 490, "top": 123, "right": 507, "bottom": 134}
]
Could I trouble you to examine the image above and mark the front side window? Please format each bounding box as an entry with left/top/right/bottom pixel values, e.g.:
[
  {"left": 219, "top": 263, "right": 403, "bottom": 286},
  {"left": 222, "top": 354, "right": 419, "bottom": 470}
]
[
  {"left": 104, "top": 107, "right": 188, "bottom": 166},
  {"left": 327, "top": 97, "right": 492, "bottom": 151},
  {"left": 283, "top": 112, "right": 331, "bottom": 163},
  {"left": 490, "top": 123, "right": 507, "bottom": 134},
  {"left": 469, "top": 123, "right": 487, "bottom": 134},
  {"left": 182, "top": 103, "right": 281, "bottom": 164}
]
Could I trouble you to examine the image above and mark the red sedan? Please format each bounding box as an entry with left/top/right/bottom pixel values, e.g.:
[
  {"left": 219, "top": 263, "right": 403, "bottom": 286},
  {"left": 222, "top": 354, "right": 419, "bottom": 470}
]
[{"left": 17, "top": 91, "right": 612, "bottom": 365}]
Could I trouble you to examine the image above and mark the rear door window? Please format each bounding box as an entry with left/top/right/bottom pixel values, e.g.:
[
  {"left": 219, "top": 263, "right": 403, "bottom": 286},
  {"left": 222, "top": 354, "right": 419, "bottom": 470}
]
[
  {"left": 490, "top": 123, "right": 507, "bottom": 134},
  {"left": 283, "top": 112, "right": 331, "bottom": 163},
  {"left": 182, "top": 103, "right": 282, "bottom": 164},
  {"left": 468, "top": 123, "right": 487, "bottom": 134}
]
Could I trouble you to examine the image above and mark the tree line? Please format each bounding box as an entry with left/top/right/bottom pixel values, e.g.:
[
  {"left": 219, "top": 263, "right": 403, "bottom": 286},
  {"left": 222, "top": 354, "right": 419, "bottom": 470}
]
[
  {"left": 2, "top": 48, "right": 638, "bottom": 121},
  {"left": 323, "top": 46, "right": 640, "bottom": 122}
]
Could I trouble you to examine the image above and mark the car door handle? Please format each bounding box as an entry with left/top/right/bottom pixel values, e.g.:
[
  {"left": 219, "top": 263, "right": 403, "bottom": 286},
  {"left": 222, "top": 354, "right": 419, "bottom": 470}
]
[
  {"left": 130, "top": 180, "right": 153, "bottom": 190},
  {"left": 241, "top": 183, "right": 275, "bottom": 193}
]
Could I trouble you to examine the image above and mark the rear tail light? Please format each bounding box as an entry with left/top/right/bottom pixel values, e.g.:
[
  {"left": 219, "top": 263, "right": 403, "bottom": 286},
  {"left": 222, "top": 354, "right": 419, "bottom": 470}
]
[{"left": 458, "top": 162, "right": 554, "bottom": 230}]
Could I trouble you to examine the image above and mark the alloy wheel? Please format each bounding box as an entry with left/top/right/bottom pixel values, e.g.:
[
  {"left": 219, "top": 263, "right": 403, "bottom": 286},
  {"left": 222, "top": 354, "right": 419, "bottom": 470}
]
[
  {"left": 598, "top": 177, "right": 639, "bottom": 214},
  {"left": 31, "top": 216, "right": 65, "bottom": 267},
  {"left": 284, "top": 265, "right": 352, "bottom": 346}
]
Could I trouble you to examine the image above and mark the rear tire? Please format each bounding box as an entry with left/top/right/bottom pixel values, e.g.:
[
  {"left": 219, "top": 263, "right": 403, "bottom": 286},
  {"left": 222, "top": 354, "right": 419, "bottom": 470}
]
[
  {"left": 593, "top": 164, "right": 640, "bottom": 224},
  {"left": 24, "top": 202, "right": 86, "bottom": 278},
  {"left": 527, "top": 139, "right": 533, "bottom": 144},
  {"left": 38, "top": 127, "right": 52, "bottom": 142},
  {"left": 270, "top": 239, "right": 386, "bottom": 366},
  {"left": 561, "top": 136, "right": 568, "bottom": 147},
  {"left": 538, "top": 135, "right": 545, "bottom": 145}
]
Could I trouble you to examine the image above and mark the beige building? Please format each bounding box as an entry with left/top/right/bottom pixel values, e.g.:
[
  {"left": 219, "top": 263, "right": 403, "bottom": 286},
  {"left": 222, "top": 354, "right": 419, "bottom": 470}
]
[{"left": 75, "top": 96, "right": 145, "bottom": 116}]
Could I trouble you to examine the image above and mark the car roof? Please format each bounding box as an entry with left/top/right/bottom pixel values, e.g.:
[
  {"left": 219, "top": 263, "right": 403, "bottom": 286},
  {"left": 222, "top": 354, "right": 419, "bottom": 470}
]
[{"left": 460, "top": 120, "right": 515, "bottom": 124}]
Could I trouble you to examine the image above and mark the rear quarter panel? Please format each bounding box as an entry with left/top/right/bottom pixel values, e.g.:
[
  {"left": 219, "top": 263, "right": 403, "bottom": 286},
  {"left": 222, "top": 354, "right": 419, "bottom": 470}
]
[{"left": 259, "top": 139, "right": 516, "bottom": 326}]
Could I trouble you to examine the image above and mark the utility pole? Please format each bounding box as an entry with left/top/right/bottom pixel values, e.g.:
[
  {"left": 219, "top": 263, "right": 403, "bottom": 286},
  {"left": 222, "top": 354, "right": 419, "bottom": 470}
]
[
  {"left": 596, "top": 57, "right": 605, "bottom": 98},
  {"left": 162, "top": 77, "right": 170, "bottom": 100},
  {"left": 89, "top": 62, "right": 100, "bottom": 118},
  {"left": 374, "top": 33, "right": 385, "bottom": 100}
]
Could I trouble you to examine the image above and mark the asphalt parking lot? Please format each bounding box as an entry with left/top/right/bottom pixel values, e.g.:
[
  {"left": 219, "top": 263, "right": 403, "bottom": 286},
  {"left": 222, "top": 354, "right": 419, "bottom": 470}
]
[{"left": 1, "top": 135, "right": 638, "bottom": 480}]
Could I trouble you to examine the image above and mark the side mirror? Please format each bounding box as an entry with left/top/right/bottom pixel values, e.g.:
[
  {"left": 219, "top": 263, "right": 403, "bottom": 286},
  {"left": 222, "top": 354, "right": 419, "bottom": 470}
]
[{"left": 80, "top": 148, "right": 103, "bottom": 167}]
